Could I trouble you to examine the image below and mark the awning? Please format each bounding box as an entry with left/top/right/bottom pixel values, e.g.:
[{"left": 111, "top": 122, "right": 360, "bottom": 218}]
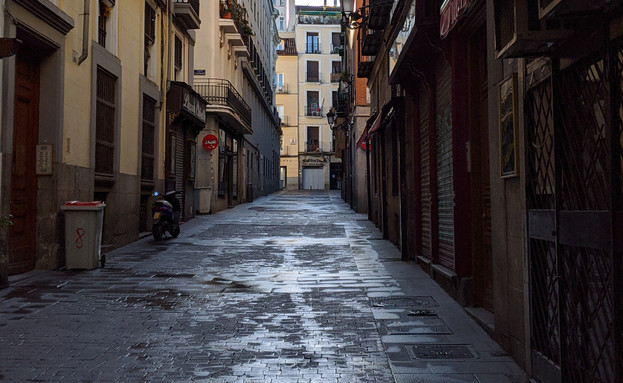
[
  {"left": 440, "top": 0, "right": 471, "bottom": 39},
  {"left": 356, "top": 113, "right": 378, "bottom": 151}
]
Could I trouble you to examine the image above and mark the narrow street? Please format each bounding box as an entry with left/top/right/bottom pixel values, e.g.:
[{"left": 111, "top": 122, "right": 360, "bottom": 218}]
[{"left": 1, "top": 191, "right": 526, "bottom": 383}]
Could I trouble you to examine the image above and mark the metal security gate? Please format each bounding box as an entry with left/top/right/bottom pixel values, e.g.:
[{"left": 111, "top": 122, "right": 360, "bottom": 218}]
[
  {"left": 302, "top": 167, "right": 324, "bottom": 190},
  {"left": 419, "top": 85, "right": 432, "bottom": 259},
  {"left": 526, "top": 39, "right": 622, "bottom": 383},
  {"left": 436, "top": 62, "right": 454, "bottom": 269}
]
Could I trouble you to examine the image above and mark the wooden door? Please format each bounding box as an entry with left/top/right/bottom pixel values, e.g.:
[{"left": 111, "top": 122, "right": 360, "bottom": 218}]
[{"left": 9, "top": 54, "right": 40, "bottom": 274}]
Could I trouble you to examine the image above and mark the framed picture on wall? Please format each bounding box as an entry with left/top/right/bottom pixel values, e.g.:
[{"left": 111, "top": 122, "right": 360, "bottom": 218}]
[{"left": 499, "top": 74, "right": 519, "bottom": 178}]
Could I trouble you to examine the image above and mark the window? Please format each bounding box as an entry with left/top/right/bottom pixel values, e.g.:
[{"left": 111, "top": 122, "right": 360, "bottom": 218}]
[
  {"left": 331, "top": 61, "right": 342, "bottom": 82},
  {"left": 279, "top": 16, "right": 284, "bottom": 30},
  {"left": 332, "top": 90, "right": 338, "bottom": 109},
  {"left": 306, "top": 61, "right": 319, "bottom": 83},
  {"left": 98, "top": 1, "right": 110, "bottom": 47},
  {"left": 276, "top": 73, "right": 284, "bottom": 92},
  {"left": 306, "top": 91, "right": 320, "bottom": 117},
  {"left": 331, "top": 32, "right": 341, "bottom": 53},
  {"left": 141, "top": 95, "right": 156, "bottom": 183},
  {"left": 306, "top": 32, "right": 320, "bottom": 53},
  {"left": 307, "top": 126, "right": 320, "bottom": 152},
  {"left": 144, "top": 3, "right": 156, "bottom": 76},
  {"left": 95, "top": 67, "right": 116, "bottom": 177},
  {"left": 174, "top": 35, "right": 182, "bottom": 75}
]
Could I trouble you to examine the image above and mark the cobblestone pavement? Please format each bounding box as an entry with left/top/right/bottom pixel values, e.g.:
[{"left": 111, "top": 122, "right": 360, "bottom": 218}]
[{"left": 0, "top": 191, "right": 527, "bottom": 382}]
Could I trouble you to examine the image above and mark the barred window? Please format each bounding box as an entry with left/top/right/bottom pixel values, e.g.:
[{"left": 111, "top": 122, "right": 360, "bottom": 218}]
[
  {"left": 95, "top": 67, "right": 116, "bottom": 177},
  {"left": 141, "top": 95, "right": 156, "bottom": 182}
]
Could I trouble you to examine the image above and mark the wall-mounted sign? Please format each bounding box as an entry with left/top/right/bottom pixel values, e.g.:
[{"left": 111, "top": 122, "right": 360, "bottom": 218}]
[
  {"left": 202, "top": 134, "right": 218, "bottom": 151},
  {"left": 301, "top": 157, "right": 327, "bottom": 167},
  {"left": 36, "top": 144, "right": 53, "bottom": 175},
  {"left": 194, "top": 69, "right": 206, "bottom": 75}
]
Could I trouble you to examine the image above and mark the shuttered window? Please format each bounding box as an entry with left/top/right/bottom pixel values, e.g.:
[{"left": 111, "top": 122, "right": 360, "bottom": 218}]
[
  {"left": 141, "top": 95, "right": 155, "bottom": 183},
  {"left": 95, "top": 67, "right": 116, "bottom": 177}
]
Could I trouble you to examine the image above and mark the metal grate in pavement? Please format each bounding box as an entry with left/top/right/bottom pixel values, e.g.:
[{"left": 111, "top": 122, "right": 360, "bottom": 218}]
[
  {"left": 369, "top": 296, "right": 439, "bottom": 308},
  {"left": 409, "top": 344, "right": 475, "bottom": 359}
]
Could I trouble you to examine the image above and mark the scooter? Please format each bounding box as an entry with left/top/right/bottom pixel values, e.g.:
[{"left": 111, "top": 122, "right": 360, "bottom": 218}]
[{"left": 152, "top": 190, "right": 182, "bottom": 240}]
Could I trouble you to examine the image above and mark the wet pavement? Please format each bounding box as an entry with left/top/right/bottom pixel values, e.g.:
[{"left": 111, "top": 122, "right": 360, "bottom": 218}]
[{"left": 0, "top": 191, "right": 528, "bottom": 382}]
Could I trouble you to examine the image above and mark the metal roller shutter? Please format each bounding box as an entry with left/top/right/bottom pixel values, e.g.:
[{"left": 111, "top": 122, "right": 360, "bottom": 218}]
[
  {"left": 419, "top": 86, "right": 431, "bottom": 259},
  {"left": 435, "top": 62, "right": 454, "bottom": 269},
  {"left": 174, "top": 127, "right": 185, "bottom": 219}
]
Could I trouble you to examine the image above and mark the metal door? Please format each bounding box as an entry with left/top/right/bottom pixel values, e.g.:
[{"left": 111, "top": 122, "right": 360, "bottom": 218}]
[
  {"left": 302, "top": 167, "right": 323, "bottom": 189},
  {"left": 526, "top": 40, "right": 622, "bottom": 383}
]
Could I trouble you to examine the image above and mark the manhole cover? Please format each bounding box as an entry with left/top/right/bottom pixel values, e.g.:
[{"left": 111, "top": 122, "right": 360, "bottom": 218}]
[
  {"left": 380, "top": 317, "right": 451, "bottom": 335},
  {"left": 370, "top": 296, "right": 439, "bottom": 308},
  {"left": 409, "top": 345, "right": 475, "bottom": 359}
]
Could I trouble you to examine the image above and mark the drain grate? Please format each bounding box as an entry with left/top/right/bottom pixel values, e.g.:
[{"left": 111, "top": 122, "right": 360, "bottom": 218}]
[
  {"left": 370, "top": 296, "right": 439, "bottom": 308},
  {"left": 380, "top": 317, "right": 451, "bottom": 335},
  {"left": 409, "top": 345, "right": 475, "bottom": 359}
]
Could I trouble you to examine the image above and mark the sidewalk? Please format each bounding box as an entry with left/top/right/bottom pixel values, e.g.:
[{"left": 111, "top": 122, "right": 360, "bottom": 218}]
[{"left": 0, "top": 191, "right": 527, "bottom": 382}]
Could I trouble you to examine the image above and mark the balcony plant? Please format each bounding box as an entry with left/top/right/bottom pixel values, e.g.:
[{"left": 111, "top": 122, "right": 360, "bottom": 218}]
[
  {"left": 220, "top": 0, "right": 233, "bottom": 19},
  {"left": 230, "top": 1, "right": 254, "bottom": 38}
]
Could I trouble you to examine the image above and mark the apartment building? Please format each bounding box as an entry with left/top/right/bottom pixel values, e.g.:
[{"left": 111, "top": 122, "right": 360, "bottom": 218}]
[
  {"left": 194, "top": 0, "right": 281, "bottom": 212},
  {"left": 276, "top": 4, "right": 341, "bottom": 191},
  {"left": 0, "top": 0, "right": 202, "bottom": 286}
]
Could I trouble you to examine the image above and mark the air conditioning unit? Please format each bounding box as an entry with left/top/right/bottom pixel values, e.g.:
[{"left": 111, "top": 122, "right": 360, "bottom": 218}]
[
  {"left": 494, "top": 0, "right": 570, "bottom": 59},
  {"left": 312, "top": 111, "right": 319, "bottom": 116},
  {"left": 538, "top": 0, "right": 612, "bottom": 20}
]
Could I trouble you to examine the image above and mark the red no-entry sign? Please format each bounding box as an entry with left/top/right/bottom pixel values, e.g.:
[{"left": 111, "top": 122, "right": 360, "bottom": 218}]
[{"left": 202, "top": 134, "right": 218, "bottom": 151}]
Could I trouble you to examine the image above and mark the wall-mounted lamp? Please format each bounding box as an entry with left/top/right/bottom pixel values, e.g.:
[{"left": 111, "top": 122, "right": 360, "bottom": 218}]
[{"left": 341, "top": 0, "right": 394, "bottom": 30}]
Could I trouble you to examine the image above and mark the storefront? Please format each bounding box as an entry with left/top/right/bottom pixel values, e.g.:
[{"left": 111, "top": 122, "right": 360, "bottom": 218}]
[{"left": 166, "top": 81, "right": 207, "bottom": 221}]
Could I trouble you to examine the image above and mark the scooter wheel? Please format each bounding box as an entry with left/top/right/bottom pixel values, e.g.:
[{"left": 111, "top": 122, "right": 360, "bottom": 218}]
[
  {"left": 171, "top": 226, "right": 180, "bottom": 238},
  {"left": 152, "top": 221, "right": 168, "bottom": 241}
]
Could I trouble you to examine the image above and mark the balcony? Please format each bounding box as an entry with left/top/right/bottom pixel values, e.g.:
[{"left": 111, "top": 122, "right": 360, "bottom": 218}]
[
  {"left": 305, "top": 43, "right": 322, "bottom": 54},
  {"left": 276, "top": 84, "right": 288, "bottom": 94},
  {"left": 305, "top": 72, "right": 322, "bottom": 83},
  {"left": 331, "top": 73, "right": 341, "bottom": 83},
  {"left": 173, "top": 0, "right": 200, "bottom": 30},
  {"left": 305, "top": 105, "right": 324, "bottom": 118},
  {"left": 195, "top": 79, "right": 253, "bottom": 135},
  {"left": 330, "top": 44, "right": 342, "bottom": 54},
  {"left": 306, "top": 143, "right": 320, "bottom": 152},
  {"left": 367, "top": 0, "right": 393, "bottom": 30},
  {"left": 361, "top": 31, "right": 382, "bottom": 56},
  {"left": 277, "top": 38, "right": 297, "bottom": 55}
]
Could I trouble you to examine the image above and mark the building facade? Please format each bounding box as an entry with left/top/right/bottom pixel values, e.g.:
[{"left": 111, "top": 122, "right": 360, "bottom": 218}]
[
  {"left": 194, "top": 0, "right": 281, "bottom": 213},
  {"left": 0, "top": 0, "right": 201, "bottom": 286},
  {"left": 276, "top": 4, "right": 341, "bottom": 191},
  {"left": 344, "top": 0, "right": 623, "bottom": 382}
]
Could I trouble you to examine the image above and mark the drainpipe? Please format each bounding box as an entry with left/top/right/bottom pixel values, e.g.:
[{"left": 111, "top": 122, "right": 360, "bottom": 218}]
[
  {"left": 167, "top": 0, "right": 173, "bottom": 91},
  {"left": 77, "top": 0, "right": 89, "bottom": 65}
]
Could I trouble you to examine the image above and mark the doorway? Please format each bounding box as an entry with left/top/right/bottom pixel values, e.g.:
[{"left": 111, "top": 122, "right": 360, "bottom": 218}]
[{"left": 9, "top": 53, "right": 40, "bottom": 274}]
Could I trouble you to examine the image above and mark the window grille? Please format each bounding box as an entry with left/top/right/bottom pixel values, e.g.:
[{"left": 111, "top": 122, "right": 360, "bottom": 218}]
[
  {"left": 141, "top": 95, "right": 156, "bottom": 182},
  {"left": 95, "top": 68, "right": 116, "bottom": 177}
]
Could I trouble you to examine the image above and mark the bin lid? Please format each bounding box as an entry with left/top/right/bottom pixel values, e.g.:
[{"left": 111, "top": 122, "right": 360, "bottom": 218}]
[
  {"left": 64, "top": 201, "right": 105, "bottom": 206},
  {"left": 61, "top": 201, "right": 106, "bottom": 211}
]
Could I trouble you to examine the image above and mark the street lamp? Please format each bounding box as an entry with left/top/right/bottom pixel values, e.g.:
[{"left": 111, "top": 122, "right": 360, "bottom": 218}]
[{"left": 326, "top": 108, "right": 336, "bottom": 127}]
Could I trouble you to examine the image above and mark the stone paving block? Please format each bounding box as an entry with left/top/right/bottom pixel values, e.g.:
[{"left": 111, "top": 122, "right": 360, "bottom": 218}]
[{"left": 0, "top": 191, "right": 526, "bottom": 383}]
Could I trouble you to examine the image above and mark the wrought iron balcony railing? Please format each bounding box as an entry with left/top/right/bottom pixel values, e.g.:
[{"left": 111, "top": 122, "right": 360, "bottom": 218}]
[{"left": 195, "top": 78, "right": 251, "bottom": 127}]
